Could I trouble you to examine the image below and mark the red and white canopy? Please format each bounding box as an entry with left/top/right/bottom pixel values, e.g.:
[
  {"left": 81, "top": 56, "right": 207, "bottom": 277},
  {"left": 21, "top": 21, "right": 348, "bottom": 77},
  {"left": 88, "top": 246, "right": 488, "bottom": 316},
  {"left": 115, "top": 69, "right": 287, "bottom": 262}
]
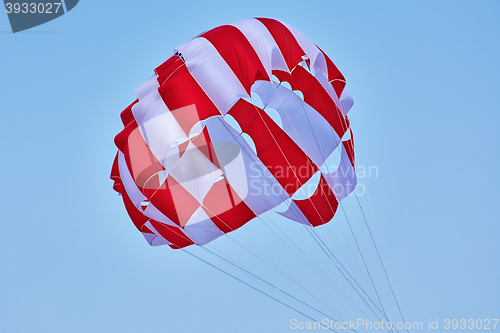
[{"left": 111, "top": 18, "right": 356, "bottom": 249}]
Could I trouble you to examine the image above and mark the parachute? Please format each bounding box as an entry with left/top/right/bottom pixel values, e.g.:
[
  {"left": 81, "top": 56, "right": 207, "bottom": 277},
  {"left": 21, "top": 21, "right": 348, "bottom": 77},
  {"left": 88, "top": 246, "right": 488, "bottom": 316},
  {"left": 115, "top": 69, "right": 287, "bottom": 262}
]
[
  {"left": 111, "top": 18, "right": 356, "bottom": 248},
  {"left": 110, "top": 18, "right": 406, "bottom": 332}
]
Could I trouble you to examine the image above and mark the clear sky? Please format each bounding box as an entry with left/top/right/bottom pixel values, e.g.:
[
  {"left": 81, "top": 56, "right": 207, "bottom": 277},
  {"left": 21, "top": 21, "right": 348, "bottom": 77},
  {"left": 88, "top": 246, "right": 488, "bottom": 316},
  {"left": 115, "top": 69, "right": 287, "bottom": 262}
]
[{"left": 1, "top": 1, "right": 499, "bottom": 332}]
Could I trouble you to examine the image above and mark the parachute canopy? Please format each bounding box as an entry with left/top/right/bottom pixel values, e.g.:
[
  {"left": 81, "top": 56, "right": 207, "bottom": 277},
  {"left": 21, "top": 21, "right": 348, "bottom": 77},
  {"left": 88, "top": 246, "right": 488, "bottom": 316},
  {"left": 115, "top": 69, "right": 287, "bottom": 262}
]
[{"left": 111, "top": 18, "right": 356, "bottom": 249}]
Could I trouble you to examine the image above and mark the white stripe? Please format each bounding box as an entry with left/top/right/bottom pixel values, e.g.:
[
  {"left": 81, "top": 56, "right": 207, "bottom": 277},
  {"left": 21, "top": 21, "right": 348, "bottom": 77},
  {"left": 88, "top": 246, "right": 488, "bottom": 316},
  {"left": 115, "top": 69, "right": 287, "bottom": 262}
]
[
  {"left": 205, "top": 116, "right": 289, "bottom": 215},
  {"left": 132, "top": 73, "right": 189, "bottom": 168},
  {"left": 118, "top": 152, "right": 180, "bottom": 228},
  {"left": 322, "top": 143, "right": 357, "bottom": 201},
  {"left": 143, "top": 202, "right": 179, "bottom": 228},
  {"left": 132, "top": 76, "right": 161, "bottom": 125},
  {"left": 184, "top": 207, "right": 224, "bottom": 245},
  {"left": 133, "top": 90, "right": 188, "bottom": 169},
  {"left": 275, "top": 200, "right": 310, "bottom": 225},
  {"left": 175, "top": 37, "right": 248, "bottom": 114},
  {"left": 313, "top": 69, "right": 349, "bottom": 116},
  {"left": 117, "top": 152, "right": 146, "bottom": 207},
  {"left": 252, "top": 81, "right": 342, "bottom": 168},
  {"left": 281, "top": 22, "right": 327, "bottom": 75},
  {"left": 143, "top": 221, "right": 173, "bottom": 247},
  {"left": 230, "top": 18, "right": 289, "bottom": 77},
  {"left": 168, "top": 141, "right": 222, "bottom": 203},
  {"left": 339, "top": 88, "right": 354, "bottom": 116},
  {"left": 281, "top": 21, "right": 352, "bottom": 116},
  {"left": 276, "top": 144, "right": 357, "bottom": 223},
  {"left": 135, "top": 74, "right": 159, "bottom": 100}
]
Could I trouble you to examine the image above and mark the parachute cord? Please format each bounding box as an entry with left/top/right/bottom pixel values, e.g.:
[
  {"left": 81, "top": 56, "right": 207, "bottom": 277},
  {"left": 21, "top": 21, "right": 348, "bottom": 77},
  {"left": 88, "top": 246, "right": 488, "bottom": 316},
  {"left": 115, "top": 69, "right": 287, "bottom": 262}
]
[
  {"left": 255, "top": 79, "right": 382, "bottom": 311},
  {"left": 257, "top": 80, "right": 366, "bottom": 289},
  {"left": 321, "top": 119, "right": 400, "bottom": 332},
  {"left": 218, "top": 74, "right": 404, "bottom": 332},
  {"left": 188, "top": 198, "right": 365, "bottom": 327},
  {"left": 361, "top": 190, "right": 409, "bottom": 333},
  {"left": 206, "top": 234, "right": 350, "bottom": 322},
  {"left": 252, "top": 81, "right": 391, "bottom": 331},
  {"left": 309, "top": 217, "right": 399, "bottom": 333},
  {"left": 307, "top": 220, "right": 383, "bottom": 315},
  {"left": 313, "top": 100, "right": 401, "bottom": 333},
  {"left": 286, "top": 67, "right": 399, "bottom": 333},
  {"left": 332, "top": 201, "right": 394, "bottom": 331},
  {"left": 293, "top": 85, "right": 391, "bottom": 329},
  {"left": 298, "top": 219, "right": 392, "bottom": 333},
  {"left": 181, "top": 248, "right": 340, "bottom": 333},
  {"left": 200, "top": 246, "right": 359, "bottom": 332},
  {"left": 329, "top": 202, "right": 393, "bottom": 324},
  {"left": 267, "top": 76, "right": 397, "bottom": 332},
  {"left": 352, "top": 193, "right": 410, "bottom": 333},
  {"left": 215, "top": 109, "right": 387, "bottom": 328},
  {"left": 310, "top": 137, "right": 396, "bottom": 333},
  {"left": 239, "top": 113, "right": 380, "bottom": 319},
  {"left": 223, "top": 103, "right": 388, "bottom": 326},
  {"left": 323, "top": 216, "right": 368, "bottom": 298},
  {"left": 215, "top": 116, "right": 379, "bottom": 320},
  {"left": 188, "top": 167, "right": 372, "bottom": 325},
  {"left": 255, "top": 214, "right": 381, "bottom": 324},
  {"left": 294, "top": 108, "right": 389, "bottom": 320}
]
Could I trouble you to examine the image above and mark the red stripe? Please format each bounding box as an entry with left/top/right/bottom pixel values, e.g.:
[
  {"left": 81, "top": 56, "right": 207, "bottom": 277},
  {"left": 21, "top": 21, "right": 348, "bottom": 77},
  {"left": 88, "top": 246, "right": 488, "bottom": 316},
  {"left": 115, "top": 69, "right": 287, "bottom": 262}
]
[
  {"left": 149, "top": 220, "right": 195, "bottom": 249},
  {"left": 110, "top": 152, "right": 122, "bottom": 193},
  {"left": 120, "top": 99, "right": 138, "bottom": 126},
  {"left": 202, "top": 177, "right": 256, "bottom": 233},
  {"left": 158, "top": 62, "right": 221, "bottom": 135},
  {"left": 343, "top": 135, "right": 355, "bottom": 168},
  {"left": 155, "top": 55, "right": 184, "bottom": 78},
  {"left": 294, "top": 174, "right": 338, "bottom": 227},
  {"left": 190, "top": 126, "right": 221, "bottom": 169},
  {"left": 272, "top": 69, "right": 293, "bottom": 84},
  {"left": 114, "top": 120, "right": 165, "bottom": 190},
  {"left": 201, "top": 25, "right": 270, "bottom": 95},
  {"left": 148, "top": 175, "right": 201, "bottom": 228},
  {"left": 291, "top": 66, "right": 349, "bottom": 138},
  {"left": 169, "top": 104, "right": 208, "bottom": 136},
  {"left": 228, "top": 99, "right": 318, "bottom": 196},
  {"left": 256, "top": 18, "right": 306, "bottom": 71},
  {"left": 141, "top": 225, "right": 154, "bottom": 234},
  {"left": 318, "top": 47, "right": 346, "bottom": 97},
  {"left": 121, "top": 186, "right": 149, "bottom": 231}
]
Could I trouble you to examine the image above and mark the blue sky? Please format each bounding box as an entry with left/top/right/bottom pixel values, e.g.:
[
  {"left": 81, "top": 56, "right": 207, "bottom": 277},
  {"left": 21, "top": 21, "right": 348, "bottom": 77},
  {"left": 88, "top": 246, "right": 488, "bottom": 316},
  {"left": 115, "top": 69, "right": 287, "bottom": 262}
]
[{"left": 1, "top": 1, "right": 499, "bottom": 332}]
